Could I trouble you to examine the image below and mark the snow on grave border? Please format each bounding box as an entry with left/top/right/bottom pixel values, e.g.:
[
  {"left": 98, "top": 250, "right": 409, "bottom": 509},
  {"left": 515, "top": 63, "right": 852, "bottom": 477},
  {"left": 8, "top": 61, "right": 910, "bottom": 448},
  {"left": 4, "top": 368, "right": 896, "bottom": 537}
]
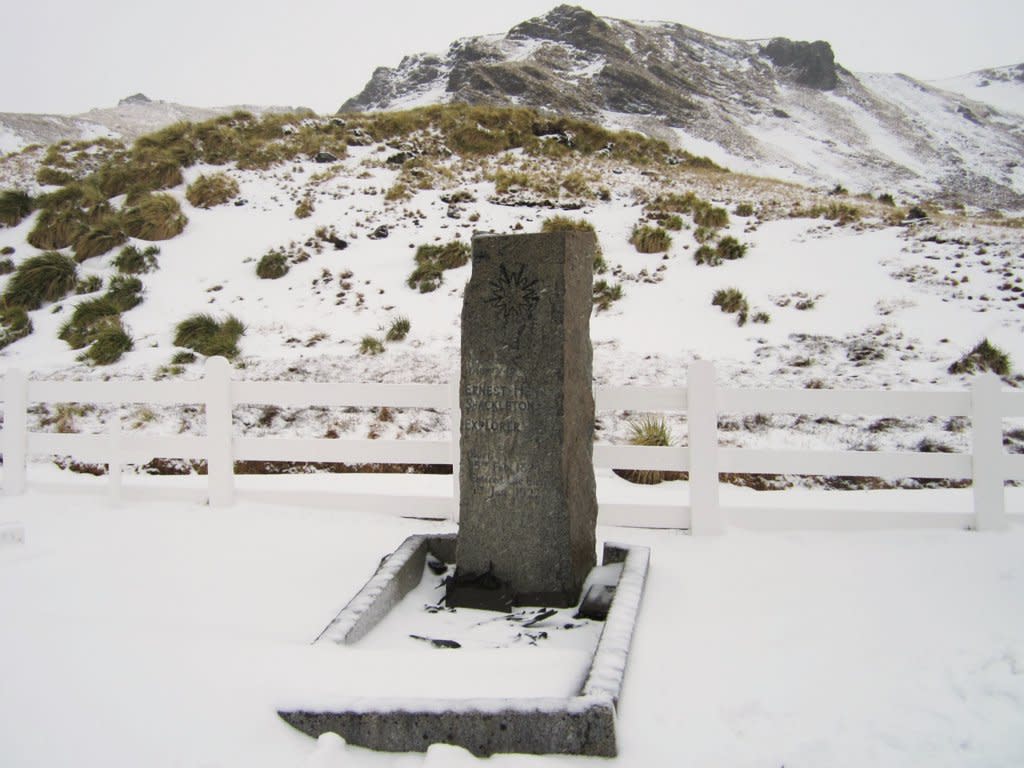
[{"left": 279, "top": 535, "right": 650, "bottom": 757}]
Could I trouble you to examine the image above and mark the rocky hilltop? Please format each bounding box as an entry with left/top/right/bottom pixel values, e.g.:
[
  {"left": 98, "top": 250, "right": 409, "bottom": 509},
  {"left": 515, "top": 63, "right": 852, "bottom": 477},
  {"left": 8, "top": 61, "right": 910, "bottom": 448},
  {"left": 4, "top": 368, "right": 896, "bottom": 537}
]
[{"left": 341, "top": 5, "right": 1024, "bottom": 210}]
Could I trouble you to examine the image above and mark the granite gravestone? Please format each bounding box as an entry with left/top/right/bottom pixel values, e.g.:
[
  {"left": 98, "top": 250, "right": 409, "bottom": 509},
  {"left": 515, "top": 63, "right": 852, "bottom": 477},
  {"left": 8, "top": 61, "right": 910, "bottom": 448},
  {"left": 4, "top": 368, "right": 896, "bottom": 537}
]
[{"left": 446, "top": 231, "right": 598, "bottom": 610}]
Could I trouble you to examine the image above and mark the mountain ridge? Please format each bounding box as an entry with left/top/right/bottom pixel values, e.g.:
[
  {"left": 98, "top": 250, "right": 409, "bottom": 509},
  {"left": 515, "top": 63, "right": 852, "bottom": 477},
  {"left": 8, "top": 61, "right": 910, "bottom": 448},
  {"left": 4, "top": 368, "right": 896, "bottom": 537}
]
[{"left": 339, "top": 5, "right": 1024, "bottom": 210}]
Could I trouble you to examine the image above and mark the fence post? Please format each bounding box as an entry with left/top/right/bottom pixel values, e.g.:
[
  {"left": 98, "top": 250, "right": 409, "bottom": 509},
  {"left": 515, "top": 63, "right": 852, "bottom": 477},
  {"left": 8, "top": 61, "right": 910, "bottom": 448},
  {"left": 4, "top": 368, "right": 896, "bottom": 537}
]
[
  {"left": 688, "top": 360, "right": 723, "bottom": 534},
  {"left": 205, "top": 356, "right": 235, "bottom": 507},
  {"left": 108, "top": 409, "right": 122, "bottom": 506},
  {"left": 3, "top": 368, "right": 28, "bottom": 496},
  {"left": 449, "top": 374, "right": 461, "bottom": 522},
  {"left": 971, "top": 373, "right": 1006, "bottom": 530}
]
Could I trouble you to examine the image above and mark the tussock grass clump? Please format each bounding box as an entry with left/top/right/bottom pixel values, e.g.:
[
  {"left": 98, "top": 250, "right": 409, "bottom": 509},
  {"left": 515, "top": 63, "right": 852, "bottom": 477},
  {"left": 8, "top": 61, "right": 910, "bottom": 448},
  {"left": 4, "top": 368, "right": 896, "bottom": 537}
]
[
  {"left": 407, "top": 240, "right": 470, "bottom": 292},
  {"left": 593, "top": 279, "right": 624, "bottom": 312},
  {"left": 174, "top": 313, "right": 245, "bottom": 358},
  {"left": 294, "top": 196, "right": 315, "bottom": 219},
  {"left": 649, "top": 191, "right": 701, "bottom": 214},
  {"left": 256, "top": 250, "right": 289, "bottom": 279},
  {"left": 121, "top": 193, "right": 187, "bottom": 241},
  {"left": 134, "top": 122, "right": 198, "bottom": 167},
  {"left": 693, "top": 244, "right": 717, "bottom": 266},
  {"left": 105, "top": 275, "right": 144, "bottom": 311},
  {"left": 171, "top": 350, "right": 197, "bottom": 365},
  {"left": 629, "top": 224, "right": 671, "bottom": 254},
  {"left": 75, "top": 275, "right": 103, "bottom": 294},
  {"left": 561, "top": 170, "right": 591, "bottom": 197},
  {"left": 648, "top": 193, "right": 729, "bottom": 230},
  {"left": 359, "top": 335, "right": 384, "bottom": 355},
  {"left": 113, "top": 244, "right": 159, "bottom": 274},
  {"left": 491, "top": 169, "right": 535, "bottom": 194},
  {"left": 693, "top": 203, "right": 729, "bottom": 229},
  {"left": 73, "top": 213, "right": 127, "bottom": 261},
  {"left": 623, "top": 416, "right": 673, "bottom": 485},
  {"left": 0, "top": 189, "right": 34, "bottom": 227},
  {"left": 694, "top": 236, "right": 748, "bottom": 266},
  {"left": 27, "top": 205, "right": 87, "bottom": 250},
  {"left": 662, "top": 214, "right": 684, "bottom": 231},
  {"left": 0, "top": 258, "right": 13, "bottom": 275},
  {"left": 384, "top": 183, "right": 410, "bottom": 202},
  {"left": 734, "top": 202, "right": 755, "bottom": 217},
  {"left": 3, "top": 252, "right": 78, "bottom": 309},
  {"left": 59, "top": 296, "right": 122, "bottom": 349},
  {"left": 948, "top": 339, "right": 1012, "bottom": 376},
  {"left": 0, "top": 304, "right": 33, "bottom": 349},
  {"left": 712, "top": 288, "right": 749, "bottom": 326},
  {"left": 795, "top": 201, "right": 863, "bottom": 225},
  {"left": 540, "top": 215, "right": 594, "bottom": 234},
  {"left": 36, "top": 167, "right": 76, "bottom": 186},
  {"left": 540, "top": 216, "right": 605, "bottom": 271},
  {"left": 385, "top": 316, "right": 410, "bottom": 342},
  {"left": 79, "top": 318, "right": 133, "bottom": 365},
  {"left": 185, "top": 172, "right": 239, "bottom": 208}
]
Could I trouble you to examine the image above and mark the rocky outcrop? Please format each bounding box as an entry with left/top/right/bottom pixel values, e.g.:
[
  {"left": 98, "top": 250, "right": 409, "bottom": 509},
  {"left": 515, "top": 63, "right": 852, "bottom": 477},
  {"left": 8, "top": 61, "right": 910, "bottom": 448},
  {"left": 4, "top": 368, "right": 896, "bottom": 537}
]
[
  {"left": 761, "top": 39, "right": 839, "bottom": 90},
  {"left": 118, "top": 93, "right": 152, "bottom": 106},
  {"left": 337, "top": 6, "right": 1024, "bottom": 209}
]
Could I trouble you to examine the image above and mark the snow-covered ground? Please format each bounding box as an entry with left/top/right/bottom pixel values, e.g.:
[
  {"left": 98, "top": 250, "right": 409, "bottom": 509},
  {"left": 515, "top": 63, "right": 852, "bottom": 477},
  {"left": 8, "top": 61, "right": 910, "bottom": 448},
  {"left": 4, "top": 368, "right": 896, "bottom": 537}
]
[
  {"left": 3, "top": 135, "right": 1023, "bottom": 474},
  {"left": 1, "top": 475, "right": 1022, "bottom": 767}
]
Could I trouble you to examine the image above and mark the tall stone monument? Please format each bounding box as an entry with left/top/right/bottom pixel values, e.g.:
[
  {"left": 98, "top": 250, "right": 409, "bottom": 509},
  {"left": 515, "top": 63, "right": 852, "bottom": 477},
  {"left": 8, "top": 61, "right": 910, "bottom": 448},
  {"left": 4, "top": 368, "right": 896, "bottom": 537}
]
[{"left": 447, "top": 231, "right": 598, "bottom": 610}]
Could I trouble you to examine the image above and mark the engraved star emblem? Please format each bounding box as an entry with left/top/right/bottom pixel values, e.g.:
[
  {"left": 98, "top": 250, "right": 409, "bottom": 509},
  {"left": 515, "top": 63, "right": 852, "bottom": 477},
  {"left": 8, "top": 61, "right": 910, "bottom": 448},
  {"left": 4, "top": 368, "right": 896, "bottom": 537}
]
[{"left": 485, "top": 263, "right": 540, "bottom": 323}]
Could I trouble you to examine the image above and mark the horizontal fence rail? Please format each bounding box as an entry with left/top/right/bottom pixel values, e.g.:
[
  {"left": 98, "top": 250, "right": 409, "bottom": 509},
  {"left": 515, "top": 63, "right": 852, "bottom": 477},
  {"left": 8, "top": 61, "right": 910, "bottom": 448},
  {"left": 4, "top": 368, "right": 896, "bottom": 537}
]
[{"left": 1, "top": 359, "right": 1018, "bottom": 532}]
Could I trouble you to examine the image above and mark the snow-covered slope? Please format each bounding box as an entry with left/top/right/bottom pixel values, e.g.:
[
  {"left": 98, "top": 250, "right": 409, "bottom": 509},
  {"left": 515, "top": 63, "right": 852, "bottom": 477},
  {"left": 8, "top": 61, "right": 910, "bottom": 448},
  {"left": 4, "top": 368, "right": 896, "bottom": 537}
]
[
  {"left": 933, "top": 63, "right": 1024, "bottom": 120},
  {"left": 341, "top": 6, "right": 1024, "bottom": 210},
  {"left": 0, "top": 96, "right": 302, "bottom": 157},
  {"left": 1, "top": 110, "right": 1022, "bottom": 483}
]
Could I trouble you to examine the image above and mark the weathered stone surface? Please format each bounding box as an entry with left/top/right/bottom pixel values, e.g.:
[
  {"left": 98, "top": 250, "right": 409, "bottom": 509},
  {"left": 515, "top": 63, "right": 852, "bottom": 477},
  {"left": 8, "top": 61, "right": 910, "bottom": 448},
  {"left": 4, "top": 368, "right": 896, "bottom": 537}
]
[
  {"left": 762, "top": 38, "right": 839, "bottom": 90},
  {"left": 280, "top": 697, "right": 617, "bottom": 757},
  {"left": 449, "top": 231, "right": 598, "bottom": 609}
]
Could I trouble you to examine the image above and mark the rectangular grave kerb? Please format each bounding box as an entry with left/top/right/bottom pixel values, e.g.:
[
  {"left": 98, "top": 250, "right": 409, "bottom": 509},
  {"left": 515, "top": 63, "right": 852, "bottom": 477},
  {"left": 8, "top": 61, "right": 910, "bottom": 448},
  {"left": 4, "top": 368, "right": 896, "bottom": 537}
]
[{"left": 448, "top": 231, "right": 598, "bottom": 609}]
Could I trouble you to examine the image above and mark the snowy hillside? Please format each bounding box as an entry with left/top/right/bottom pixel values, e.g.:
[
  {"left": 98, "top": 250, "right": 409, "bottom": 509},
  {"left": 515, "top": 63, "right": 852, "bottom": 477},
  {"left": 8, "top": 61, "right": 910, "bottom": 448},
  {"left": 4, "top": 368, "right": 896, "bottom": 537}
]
[
  {"left": 341, "top": 6, "right": 1024, "bottom": 210},
  {"left": 0, "top": 95, "right": 301, "bottom": 156},
  {"left": 933, "top": 63, "right": 1024, "bottom": 120},
  {"left": 1, "top": 107, "right": 1022, "bottom": 486}
]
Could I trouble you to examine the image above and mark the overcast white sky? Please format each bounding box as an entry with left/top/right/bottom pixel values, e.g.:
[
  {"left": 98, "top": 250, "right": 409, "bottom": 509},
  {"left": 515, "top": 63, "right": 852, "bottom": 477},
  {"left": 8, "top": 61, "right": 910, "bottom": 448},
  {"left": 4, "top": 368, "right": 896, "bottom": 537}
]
[{"left": 3, "top": 1, "right": 1021, "bottom": 115}]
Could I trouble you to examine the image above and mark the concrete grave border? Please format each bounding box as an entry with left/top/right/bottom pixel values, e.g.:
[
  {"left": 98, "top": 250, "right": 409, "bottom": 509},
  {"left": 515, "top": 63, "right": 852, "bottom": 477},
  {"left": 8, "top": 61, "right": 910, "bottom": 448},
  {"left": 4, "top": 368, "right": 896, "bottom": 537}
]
[{"left": 279, "top": 534, "right": 650, "bottom": 757}]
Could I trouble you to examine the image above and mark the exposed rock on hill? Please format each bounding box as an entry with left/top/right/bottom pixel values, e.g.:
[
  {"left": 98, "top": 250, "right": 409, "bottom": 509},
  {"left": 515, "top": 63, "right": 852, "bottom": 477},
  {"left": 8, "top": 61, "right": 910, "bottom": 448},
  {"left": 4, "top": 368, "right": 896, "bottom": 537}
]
[{"left": 340, "top": 4, "right": 1024, "bottom": 210}]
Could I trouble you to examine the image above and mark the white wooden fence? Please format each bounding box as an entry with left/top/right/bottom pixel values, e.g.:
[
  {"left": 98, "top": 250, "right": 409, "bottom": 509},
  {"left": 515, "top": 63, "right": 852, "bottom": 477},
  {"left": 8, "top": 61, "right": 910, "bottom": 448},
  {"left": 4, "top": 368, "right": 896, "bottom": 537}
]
[{"left": 2, "top": 358, "right": 1021, "bottom": 532}]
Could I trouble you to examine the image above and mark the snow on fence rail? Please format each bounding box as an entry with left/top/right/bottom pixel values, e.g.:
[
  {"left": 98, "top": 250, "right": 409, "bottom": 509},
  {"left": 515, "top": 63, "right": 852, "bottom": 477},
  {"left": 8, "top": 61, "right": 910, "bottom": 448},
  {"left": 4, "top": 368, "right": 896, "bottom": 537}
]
[{"left": 1, "top": 358, "right": 1020, "bottom": 532}]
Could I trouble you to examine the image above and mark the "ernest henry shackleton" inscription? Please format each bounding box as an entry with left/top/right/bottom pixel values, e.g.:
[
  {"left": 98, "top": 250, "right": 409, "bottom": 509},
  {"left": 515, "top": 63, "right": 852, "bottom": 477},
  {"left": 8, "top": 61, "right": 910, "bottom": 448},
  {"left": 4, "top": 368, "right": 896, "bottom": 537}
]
[{"left": 447, "top": 231, "right": 598, "bottom": 610}]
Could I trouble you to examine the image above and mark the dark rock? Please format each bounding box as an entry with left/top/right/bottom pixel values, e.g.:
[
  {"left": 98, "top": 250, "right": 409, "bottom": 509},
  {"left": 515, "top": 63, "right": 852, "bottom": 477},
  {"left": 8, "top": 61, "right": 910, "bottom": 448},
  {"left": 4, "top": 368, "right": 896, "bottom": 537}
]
[
  {"left": 330, "top": 118, "right": 347, "bottom": 127},
  {"left": 762, "top": 38, "right": 839, "bottom": 90},
  {"left": 772, "top": 108, "right": 791, "bottom": 118},
  {"left": 507, "top": 5, "right": 627, "bottom": 58},
  {"left": 957, "top": 105, "right": 982, "bottom": 124},
  {"left": 447, "top": 204, "right": 461, "bottom": 219},
  {"left": 440, "top": 190, "right": 476, "bottom": 204},
  {"left": 367, "top": 225, "right": 389, "bottom": 240},
  {"left": 233, "top": 199, "right": 247, "bottom": 207},
  {"left": 905, "top": 206, "right": 929, "bottom": 221},
  {"left": 426, "top": 554, "right": 448, "bottom": 575},
  {"left": 386, "top": 151, "right": 417, "bottom": 165},
  {"left": 328, "top": 236, "right": 348, "bottom": 250},
  {"left": 409, "top": 634, "right": 462, "bottom": 649},
  {"left": 346, "top": 127, "right": 374, "bottom": 147},
  {"left": 118, "top": 93, "right": 151, "bottom": 106},
  {"left": 314, "top": 151, "right": 339, "bottom": 163},
  {"left": 448, "top": 232, "right": 598, "bottom": 610}
]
